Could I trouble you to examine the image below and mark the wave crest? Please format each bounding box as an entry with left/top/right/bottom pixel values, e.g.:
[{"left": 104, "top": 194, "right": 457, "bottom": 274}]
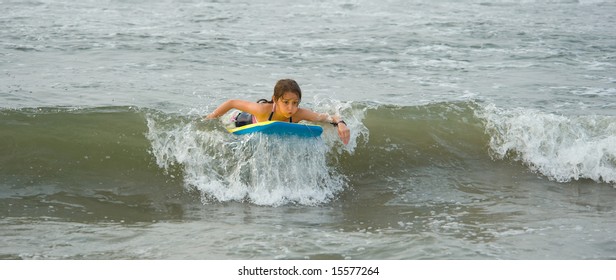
[
  {"left": 145, "top": 112, "right": 350, "bottom": 206},
  {"left": 479, "top": 104, "right": 616, "bottom": 183}
]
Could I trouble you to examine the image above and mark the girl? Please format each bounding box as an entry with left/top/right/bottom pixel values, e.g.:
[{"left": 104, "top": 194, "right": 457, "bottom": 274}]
[{"left": 206, "top": 79, "right": 351, "bottom": 145}]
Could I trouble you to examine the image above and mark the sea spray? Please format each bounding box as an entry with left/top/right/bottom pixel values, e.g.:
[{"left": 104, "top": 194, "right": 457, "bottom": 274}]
[
  {"left": 145, "top": 112, "right": 348, "bottom": 206},
  {"left": 478, "top": 104, "right": 616, "bottom": 183}
]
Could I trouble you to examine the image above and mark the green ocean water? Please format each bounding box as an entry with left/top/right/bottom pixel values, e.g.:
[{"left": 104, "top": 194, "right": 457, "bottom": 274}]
[{"left": 1, "top": 0, "right": 616, "bottom": 259}]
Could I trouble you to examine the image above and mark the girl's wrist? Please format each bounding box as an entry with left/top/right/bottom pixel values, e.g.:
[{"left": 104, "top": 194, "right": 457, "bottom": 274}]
[{"left": 330, "top": 120, "right": 346, "bottom": 127}]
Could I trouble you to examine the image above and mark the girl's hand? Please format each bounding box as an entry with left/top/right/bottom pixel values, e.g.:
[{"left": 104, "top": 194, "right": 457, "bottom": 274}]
[{"left": 337, "top": 122, "right": 350, "bottom": 145}]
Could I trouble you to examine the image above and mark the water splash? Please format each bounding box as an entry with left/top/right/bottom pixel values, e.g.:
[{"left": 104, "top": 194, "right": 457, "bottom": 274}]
[
  {"left": 478, "top": 104, "right": 616, "bottom": 183},
  {"left": 146, "top": 113, "right": 349, "bottom": 206}
]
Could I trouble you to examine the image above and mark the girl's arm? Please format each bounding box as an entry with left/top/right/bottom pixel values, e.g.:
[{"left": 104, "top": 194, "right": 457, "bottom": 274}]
[
  {"left": 205, "top": 100, "right": 267, "bottom": 119},
  {"left": 296, "top": 108, "right": 351, "bottom": 145}
]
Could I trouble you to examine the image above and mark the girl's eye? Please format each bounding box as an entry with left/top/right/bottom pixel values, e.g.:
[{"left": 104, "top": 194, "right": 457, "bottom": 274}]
[{"left": 283, "top": 100, "right": 299, "bottom": 106}]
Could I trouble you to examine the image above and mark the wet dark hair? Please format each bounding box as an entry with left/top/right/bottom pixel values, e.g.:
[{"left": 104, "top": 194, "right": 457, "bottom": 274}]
[{"left": 258, "top": 79, "right": 302, "bottom": 103}]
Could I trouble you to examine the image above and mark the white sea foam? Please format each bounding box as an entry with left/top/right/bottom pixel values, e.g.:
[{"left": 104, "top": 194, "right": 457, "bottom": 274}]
[
  {"left": 479, "top": 104, "right": 616, "bottom": 183},
  {"left": 571, "top": 87, "right": 616, "bottom": 97},
  {"left": 144, "top": 107, "right": 368, "bottom": 206}
]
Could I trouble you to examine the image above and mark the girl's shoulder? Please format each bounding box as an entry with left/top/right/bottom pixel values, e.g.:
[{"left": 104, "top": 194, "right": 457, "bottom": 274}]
[
  {"left": 250, "top": 101, "right": 273, "bottom": 121},
  {"left": 292, "top": 107, "right": 321, "bottom": 122}
]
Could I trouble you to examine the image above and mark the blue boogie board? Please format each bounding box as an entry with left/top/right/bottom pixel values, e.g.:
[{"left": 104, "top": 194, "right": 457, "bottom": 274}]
[{"left": 228, "top": 121, "right": 323, "bottom": 138}]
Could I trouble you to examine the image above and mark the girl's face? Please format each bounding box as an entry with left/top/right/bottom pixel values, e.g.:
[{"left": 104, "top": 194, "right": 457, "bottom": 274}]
[{"left": 274, "top": 92, "right": 300, "bottom": 119}]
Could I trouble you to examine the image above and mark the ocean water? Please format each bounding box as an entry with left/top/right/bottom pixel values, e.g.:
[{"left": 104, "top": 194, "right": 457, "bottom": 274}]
[{"left": 1, "top": 0, "right": 616, "bottom": 259}]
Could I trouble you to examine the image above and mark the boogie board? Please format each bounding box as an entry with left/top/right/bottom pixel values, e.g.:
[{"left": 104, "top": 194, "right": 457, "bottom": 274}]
[{"left": 228, "top": 121, "right": 323, "bottom": 138}]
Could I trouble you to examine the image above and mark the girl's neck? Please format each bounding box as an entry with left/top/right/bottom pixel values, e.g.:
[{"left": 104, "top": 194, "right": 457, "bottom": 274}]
[{"left": 270, "top": 103, "right": 292, "bottom": 122}]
